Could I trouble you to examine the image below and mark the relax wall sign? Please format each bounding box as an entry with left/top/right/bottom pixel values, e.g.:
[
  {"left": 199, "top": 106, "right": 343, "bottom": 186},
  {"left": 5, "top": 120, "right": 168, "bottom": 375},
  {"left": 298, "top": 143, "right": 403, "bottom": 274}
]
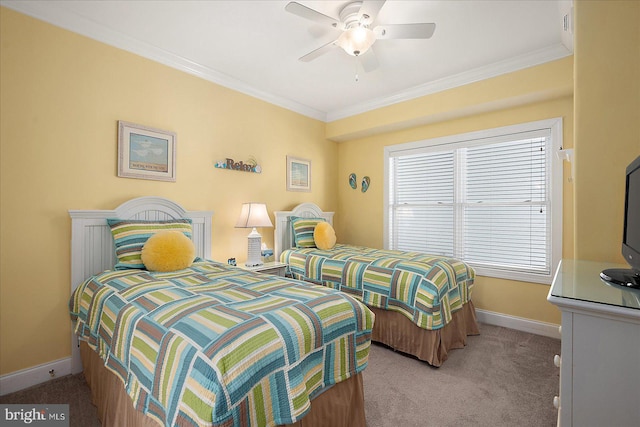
[{"left": 215, "top": 157, "right": 262, "bottom": 173}]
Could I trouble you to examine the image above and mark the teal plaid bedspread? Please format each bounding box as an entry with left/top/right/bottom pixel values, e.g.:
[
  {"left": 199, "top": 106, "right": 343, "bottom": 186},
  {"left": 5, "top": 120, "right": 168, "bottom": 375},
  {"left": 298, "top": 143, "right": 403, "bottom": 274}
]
[
  {"left": 281, "top": 244, "right": 474, "bottom": 330},
  {"left": 70, "top": 260, "right": 374, "bottom": 427}
]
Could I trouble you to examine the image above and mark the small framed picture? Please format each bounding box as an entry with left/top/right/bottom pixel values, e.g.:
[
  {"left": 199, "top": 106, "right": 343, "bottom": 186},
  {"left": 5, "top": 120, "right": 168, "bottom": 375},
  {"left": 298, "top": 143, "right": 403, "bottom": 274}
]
[
  {"left": 286, "top": 156, "right": 311, "bottom": 192},
  {"left": 118, "top": 121, "right": 176, "bottom": 182}
]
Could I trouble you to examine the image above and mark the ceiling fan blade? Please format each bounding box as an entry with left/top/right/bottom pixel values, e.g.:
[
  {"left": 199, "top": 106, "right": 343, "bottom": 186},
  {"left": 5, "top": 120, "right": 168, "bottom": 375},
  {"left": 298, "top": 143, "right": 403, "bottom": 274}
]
[
  {"left": 359, "top": 47, "right": 379, "bottom": 72},
  {"left": 358, "top": 0, "right": 386, "bottom": 25},
  {"left": 285, "top": 2, "right": 339, "bottom": 27},
  {"left": 299, "top": 40, "right": 337, "bottom": 62},
  {"left": 374, "top": 23, "right": 436, "bottom": 39}
]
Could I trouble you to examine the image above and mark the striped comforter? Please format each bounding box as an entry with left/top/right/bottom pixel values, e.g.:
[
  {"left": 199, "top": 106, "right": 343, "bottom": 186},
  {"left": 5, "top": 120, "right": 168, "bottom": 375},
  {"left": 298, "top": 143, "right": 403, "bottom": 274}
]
[
  {"left": 281, "top": 244, "right": 474, "bottom": 330},
  {"left": 70, "top": 260, "right": 374, "bottom": 427}
]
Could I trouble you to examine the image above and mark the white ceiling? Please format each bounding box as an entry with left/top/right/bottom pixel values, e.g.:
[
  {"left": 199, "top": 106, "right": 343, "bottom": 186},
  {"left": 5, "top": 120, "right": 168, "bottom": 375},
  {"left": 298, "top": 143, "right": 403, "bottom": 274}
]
[{"left": 1, "top": 0, "right": 573, "bottom": 122}]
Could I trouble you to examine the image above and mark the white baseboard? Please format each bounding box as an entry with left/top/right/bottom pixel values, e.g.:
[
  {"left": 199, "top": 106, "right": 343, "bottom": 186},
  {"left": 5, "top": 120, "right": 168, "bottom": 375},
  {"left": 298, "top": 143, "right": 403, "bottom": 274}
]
[
  {"left": 0, "top": 357, "right": 72, "bottom": 396},
  {"left": 476, "top": 308, "right": 561, "bottom": 339}
]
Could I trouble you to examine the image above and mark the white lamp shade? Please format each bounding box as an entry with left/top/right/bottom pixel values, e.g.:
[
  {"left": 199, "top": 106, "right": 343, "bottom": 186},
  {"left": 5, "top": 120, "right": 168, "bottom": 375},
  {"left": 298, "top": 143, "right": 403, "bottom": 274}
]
[
  {"left": 236, "top": 203, "right": 272, "bottom": 267},
  {"left": 235, "top": 203, "right": 273, "bottom": 229}
]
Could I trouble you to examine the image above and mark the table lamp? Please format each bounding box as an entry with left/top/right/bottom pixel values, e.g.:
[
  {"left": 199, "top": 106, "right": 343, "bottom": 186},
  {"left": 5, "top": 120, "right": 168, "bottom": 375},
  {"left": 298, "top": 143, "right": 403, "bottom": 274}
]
[{"left": 235, "top": 202, "right": 273, "bottom": 267}]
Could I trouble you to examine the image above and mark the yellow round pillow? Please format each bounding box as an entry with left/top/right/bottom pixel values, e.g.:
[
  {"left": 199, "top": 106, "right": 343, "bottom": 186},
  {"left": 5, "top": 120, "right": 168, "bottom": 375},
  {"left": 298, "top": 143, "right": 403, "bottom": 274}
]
[
  {"left": 314, "top": 221, "right": 336, "bottom": 250},
  {"left": 141, "top": 230, "right": 195, "bottom": 272}
]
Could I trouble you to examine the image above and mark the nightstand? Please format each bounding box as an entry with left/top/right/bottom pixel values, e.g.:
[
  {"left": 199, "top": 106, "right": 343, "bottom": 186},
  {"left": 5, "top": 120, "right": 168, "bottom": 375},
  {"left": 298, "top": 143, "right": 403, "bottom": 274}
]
[{"left": 240, "top": 261, "right": 287, "bottom": 277}]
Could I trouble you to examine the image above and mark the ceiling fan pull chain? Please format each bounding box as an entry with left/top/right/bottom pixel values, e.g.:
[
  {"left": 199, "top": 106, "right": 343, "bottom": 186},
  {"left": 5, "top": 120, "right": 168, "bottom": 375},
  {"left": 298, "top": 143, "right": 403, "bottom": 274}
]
[{"left": 355, "top": 57, "right": 360, "bottom": 82}]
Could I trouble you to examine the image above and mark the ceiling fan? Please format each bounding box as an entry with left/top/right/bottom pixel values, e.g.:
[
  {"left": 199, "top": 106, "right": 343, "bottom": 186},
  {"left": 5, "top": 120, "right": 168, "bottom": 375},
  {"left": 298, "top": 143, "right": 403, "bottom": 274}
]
[{"left": 285, "top": 0, "right": 436, "bottom": 72}]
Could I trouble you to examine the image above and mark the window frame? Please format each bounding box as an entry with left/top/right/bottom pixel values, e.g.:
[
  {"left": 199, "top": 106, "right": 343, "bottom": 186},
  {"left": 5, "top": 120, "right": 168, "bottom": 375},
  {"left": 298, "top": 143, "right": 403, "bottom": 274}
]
[{"left": 383, "top": 118, "right": 564, "bottom": 285}]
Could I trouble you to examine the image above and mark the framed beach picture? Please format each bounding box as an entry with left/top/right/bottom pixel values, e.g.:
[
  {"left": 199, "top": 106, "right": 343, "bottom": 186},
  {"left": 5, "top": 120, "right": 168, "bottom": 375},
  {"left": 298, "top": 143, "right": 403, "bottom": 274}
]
[
  {"left": 286, "top": 155, "right": 311, "bottom": 192},
  {"left": 117, "top": 121, "right": 177, "bottom": 182}
]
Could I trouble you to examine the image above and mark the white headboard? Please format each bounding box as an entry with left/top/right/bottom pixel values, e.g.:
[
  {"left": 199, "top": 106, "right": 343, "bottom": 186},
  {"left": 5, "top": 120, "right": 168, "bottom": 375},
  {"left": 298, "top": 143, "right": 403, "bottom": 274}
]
[
  {"left": 273, "top": 203, "right": 334, "bottom": 261},
  {"left": 68, "top": 196, "right": 213, "bottom": 373}
]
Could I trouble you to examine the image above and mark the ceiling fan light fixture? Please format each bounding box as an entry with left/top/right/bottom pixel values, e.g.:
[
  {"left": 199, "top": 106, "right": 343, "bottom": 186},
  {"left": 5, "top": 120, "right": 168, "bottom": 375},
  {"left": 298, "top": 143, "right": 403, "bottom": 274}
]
[{"left": 336, "top": 25, "right": 375, "bottom": 56}]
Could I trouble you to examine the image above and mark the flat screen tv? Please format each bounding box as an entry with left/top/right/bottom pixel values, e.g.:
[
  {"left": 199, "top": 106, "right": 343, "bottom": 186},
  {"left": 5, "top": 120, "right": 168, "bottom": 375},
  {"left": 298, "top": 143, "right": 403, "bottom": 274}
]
[{"left": 600, "top": 155, "right": 640, "bottom": 289}]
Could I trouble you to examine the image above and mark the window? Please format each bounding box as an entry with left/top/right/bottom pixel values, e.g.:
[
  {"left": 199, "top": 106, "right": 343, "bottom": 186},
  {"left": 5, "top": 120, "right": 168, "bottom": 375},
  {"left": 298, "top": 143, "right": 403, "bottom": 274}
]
[{"left": 384, "top": 118, "right": 563, "bottom": 284}]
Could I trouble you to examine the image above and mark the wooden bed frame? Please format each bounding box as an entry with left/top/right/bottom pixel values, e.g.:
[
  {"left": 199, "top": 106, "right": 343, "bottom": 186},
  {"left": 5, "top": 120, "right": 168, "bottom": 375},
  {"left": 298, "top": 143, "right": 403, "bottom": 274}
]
[
  {"left": 69, "top": 197, "right": 365, "bottom": 426},
  {"left": 273, "top": 202, "right": 479, "bottom": 367}
]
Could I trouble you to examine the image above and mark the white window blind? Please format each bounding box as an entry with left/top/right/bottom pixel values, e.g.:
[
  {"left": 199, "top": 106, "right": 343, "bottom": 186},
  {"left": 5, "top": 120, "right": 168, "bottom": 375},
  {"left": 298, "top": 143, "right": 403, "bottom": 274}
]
[{"left": 385, "top": 119, "right": 563, "bottom": 284}]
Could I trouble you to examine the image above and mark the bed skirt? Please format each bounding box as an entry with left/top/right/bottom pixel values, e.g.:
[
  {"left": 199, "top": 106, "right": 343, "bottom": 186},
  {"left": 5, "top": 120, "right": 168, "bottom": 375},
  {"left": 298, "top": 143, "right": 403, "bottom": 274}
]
[
  {"left": 370, "top": 301, "right": 480, "bottom": 367},
  {"left": 79, "top": 342, "right": 366, "bottom": 427}
]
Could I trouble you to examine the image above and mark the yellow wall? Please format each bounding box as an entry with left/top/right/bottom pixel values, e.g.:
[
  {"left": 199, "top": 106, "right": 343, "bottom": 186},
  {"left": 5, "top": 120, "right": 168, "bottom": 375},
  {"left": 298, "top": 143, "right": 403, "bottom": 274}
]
[
  {"left": 573, "top": 0, "right": 640, "bottom": 261},
  {"left": 327, "top": 57, "right": 573, "bottom": 142},
  {"left": 332, "top": 0, "right": 640, "bottom": 327},
  {"left": 335, "top": 66, "right": 574, "bottom": 326},
  {"left": 1, "top": 0, "right": 638, "bottom": 379},
  {"left": 0, "top": 8, "right": 336, "bottom": 375}
]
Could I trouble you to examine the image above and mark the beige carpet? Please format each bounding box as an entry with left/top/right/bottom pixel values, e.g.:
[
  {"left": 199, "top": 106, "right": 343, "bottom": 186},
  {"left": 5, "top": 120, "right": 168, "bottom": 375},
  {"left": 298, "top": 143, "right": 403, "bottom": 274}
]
[
  {"left": 363, "top": 323, "right": 560, "bottom": 427},
  {"left": 0, "top": 323, "right": 560, "bottom": 427}
]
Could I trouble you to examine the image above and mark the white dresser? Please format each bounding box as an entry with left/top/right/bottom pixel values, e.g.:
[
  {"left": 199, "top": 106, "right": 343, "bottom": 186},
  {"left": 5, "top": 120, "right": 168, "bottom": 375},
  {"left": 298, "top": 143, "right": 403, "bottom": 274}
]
[{"left": 547, "top": 259, "right": 640, "bottom": 427}]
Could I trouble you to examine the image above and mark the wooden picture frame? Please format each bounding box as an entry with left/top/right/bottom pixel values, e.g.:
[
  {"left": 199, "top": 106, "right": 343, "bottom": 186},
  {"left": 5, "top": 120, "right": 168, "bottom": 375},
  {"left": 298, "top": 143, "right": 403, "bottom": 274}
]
[
  {"left": 286, "top": 156, "right": 311, "bottom": 192},
  {"left": 118, "top": 121, "right": 176, "bottom": 182}
]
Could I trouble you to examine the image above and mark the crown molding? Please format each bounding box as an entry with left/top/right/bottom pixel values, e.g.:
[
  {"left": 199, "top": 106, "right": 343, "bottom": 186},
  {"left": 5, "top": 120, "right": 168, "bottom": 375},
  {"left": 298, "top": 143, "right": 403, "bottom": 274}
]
[
  {"left": 326, "top": 43, "right": 573, "bottom": 122},
  {"left": 2, "top": 1, "right": 572, "bottom": 124},
  {"left": 1, "top": 1, "right": 328, "bottom": 122}
]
